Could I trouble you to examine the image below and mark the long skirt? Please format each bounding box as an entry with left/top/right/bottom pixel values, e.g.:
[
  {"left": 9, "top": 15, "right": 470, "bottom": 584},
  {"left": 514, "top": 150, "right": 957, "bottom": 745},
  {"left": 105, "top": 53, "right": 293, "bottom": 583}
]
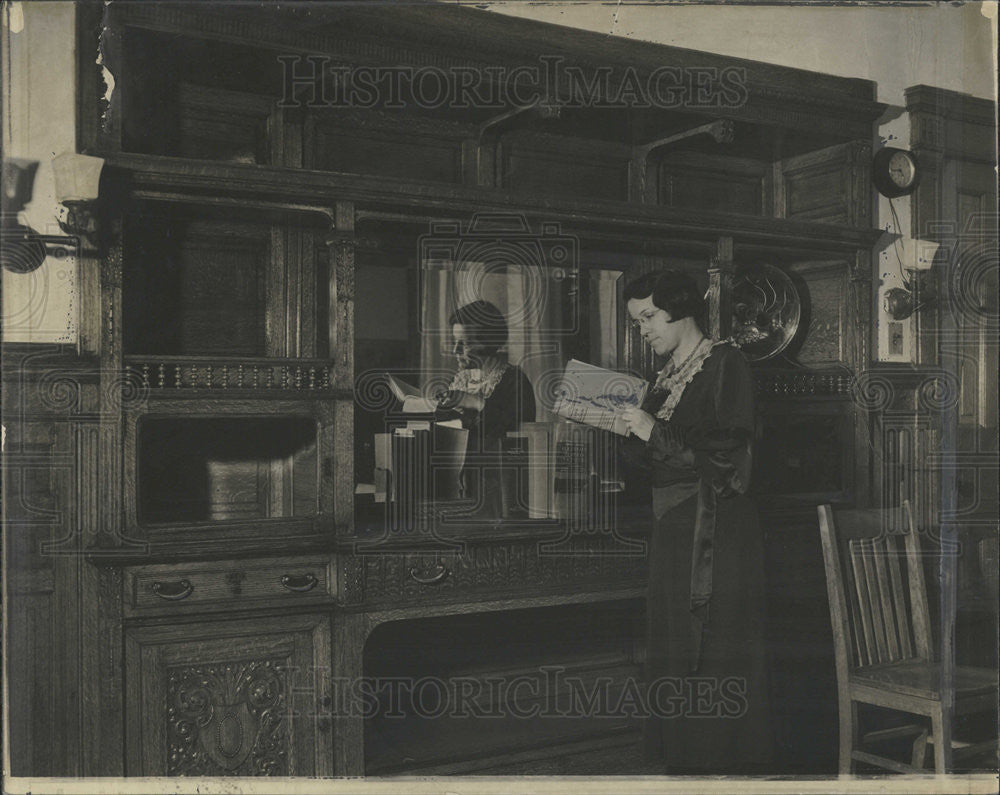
[{"left": 643, "top": 492, "right": 773, "bottom": 774}]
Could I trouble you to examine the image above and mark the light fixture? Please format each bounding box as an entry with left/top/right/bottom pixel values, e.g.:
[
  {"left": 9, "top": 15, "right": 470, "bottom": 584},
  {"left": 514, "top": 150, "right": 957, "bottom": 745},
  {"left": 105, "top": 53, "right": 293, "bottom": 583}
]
[
  {"left": 882, "top": 238, "right": 940, "bottom": 321},
  {"left": 52, "top": 152, "right": 105, "bottom": 203},
  {"left": 884, "top": 269, "right": 936, "bottom": 321},
  {"left": 52, "top": 152, "right": 105, "bottom": 251}
]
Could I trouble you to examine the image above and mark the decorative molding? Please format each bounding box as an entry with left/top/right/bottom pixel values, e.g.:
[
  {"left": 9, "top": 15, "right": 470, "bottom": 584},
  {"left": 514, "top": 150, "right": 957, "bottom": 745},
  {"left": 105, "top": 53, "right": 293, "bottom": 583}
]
[
  {"left": 905, "top": 85, "right": 996, "bottom": 127},
  {"left": 126, "top": 359, "right": 337, "bottom": 393},
  {"left": 753, "top": 370, "right": 852, "bottom": 397}
]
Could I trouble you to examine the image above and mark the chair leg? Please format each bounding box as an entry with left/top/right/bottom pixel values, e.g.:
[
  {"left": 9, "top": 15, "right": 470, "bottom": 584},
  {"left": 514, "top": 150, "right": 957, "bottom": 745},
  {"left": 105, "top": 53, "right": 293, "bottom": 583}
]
[
  {"left": 839, "top": 699, "right": 858, "bottom": 774},
  {"left": 930, "top": 705, "right": 953, "bottom": 773},
  {"left": 910, "top": 729, "right": 928, "bottom": 769}
]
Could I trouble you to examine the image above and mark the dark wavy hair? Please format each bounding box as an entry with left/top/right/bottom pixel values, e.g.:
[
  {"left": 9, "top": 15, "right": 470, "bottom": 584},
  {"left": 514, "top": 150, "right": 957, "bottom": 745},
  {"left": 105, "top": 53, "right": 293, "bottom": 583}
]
[
  {"left": 448, "top": 300, "right": 509, "bottom": 355},
  {"left": 623, "top": 270, "right": 705, "bottom": 328}
]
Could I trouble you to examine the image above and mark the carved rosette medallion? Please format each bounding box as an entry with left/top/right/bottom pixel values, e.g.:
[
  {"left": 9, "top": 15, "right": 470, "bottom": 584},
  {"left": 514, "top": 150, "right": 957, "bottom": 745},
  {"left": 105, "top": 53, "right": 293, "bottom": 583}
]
[{"left": 166, "top": 659, "right": 288, "bottom": 775}]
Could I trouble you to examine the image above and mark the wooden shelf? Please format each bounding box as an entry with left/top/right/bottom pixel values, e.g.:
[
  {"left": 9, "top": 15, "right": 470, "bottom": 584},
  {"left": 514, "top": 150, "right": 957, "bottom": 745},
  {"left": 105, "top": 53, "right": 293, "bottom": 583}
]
[{"left": 103, "top": 152, "right": 885, "bottom": 252}]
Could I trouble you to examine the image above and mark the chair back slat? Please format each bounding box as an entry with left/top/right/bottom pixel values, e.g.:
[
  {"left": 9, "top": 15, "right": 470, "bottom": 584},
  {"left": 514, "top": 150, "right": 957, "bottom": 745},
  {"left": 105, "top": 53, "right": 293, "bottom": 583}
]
[
  {"left": 820, "top": 501, "right": 931, "bottom": 674},
  {"left": 847, "top": 581, "right": 871, "bottom": 669},
  {"left": 849, "top": 540, "right": 879, "bottom": 665},
  {"left": 853, "top": 538, "right": 893, "bottom": 663},
  {"left": 872, "top": 538, "right": 901, "bottom": 660},
  {"left": 884, "top": 534, "right": 914, "bottom": 659},
  {"left": 902, "top": 500, "right": 933, "bottom": 659}
]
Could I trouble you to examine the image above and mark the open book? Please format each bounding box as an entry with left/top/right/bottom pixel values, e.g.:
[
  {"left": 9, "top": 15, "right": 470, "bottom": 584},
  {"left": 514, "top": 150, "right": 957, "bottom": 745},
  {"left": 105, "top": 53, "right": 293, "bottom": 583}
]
[
  {"left": 551, "top": 359, "right": 648, "bottom": 436},
  {"left": 386, "top": 373, "right": 439, "bottom": 413}
]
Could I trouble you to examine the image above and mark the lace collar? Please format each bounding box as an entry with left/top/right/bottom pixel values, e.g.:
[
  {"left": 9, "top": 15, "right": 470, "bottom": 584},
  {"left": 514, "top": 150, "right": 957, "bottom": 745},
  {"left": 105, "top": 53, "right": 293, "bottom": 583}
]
[
  {"left": 449, "top": 359, "right": 509, "bottom": 398},
  {"left": 653, "top": 338, "right": 736, "bottom": 421}
]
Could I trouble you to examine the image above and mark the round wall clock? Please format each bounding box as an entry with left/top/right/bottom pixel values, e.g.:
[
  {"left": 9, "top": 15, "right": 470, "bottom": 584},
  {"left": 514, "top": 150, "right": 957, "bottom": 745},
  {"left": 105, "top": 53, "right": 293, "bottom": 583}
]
[{"left": 872, "top": 147, "right": 920, "bottom": 198}]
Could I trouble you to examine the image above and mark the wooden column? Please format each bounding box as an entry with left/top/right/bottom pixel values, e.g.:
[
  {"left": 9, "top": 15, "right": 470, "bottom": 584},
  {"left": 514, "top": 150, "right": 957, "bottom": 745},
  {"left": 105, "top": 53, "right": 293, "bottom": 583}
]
[
  {"left": 327, "top": 202, "right": 356, "bottom": 391},
  {"left": 706, "top": 237, "right": 734, "bottom": 340},
  {"left": 332, "top": 612, "right": 371, "bottom": 776},
  {"left": 849, "top": 248, "right": 874, "bottom": 508},
  {"left": 325, "top": 202, "right": 356, "bottom": 534}
]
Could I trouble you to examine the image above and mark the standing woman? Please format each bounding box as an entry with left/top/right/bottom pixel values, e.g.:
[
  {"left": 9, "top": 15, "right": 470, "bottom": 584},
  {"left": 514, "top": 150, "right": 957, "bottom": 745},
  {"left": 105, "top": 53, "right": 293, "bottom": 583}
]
[
  {"left": 620, "top": 271, "right": 771, "bottom": 775},
  {"left": 435, "top": 300, "right": 535, "bottom": 512}
]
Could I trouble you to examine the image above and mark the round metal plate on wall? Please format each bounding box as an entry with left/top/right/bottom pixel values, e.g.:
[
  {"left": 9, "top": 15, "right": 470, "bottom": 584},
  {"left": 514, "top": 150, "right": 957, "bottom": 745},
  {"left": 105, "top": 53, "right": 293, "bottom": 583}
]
[{"left": 731, "top": 264, "right": 803, "bottom": 362}]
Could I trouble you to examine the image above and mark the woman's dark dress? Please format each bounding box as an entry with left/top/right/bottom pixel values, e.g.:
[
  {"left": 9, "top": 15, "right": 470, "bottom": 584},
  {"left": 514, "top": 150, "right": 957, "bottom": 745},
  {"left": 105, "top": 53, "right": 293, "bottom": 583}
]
[
  {"left": 633, "top": 344, "right": 772, "bottom": 774},
  {"left": 436, "top": 364, "right": 536, "bottom": 514}
]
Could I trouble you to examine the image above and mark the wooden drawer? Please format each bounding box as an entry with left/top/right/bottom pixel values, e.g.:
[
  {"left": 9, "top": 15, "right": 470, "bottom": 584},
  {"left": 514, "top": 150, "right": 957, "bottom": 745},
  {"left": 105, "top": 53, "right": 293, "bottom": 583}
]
[
  {"left": 125, "top": 555, "right": 335, "bottom": 616},
  {"left": 340, "top": 538, "right": 646, "bottom": 607}
]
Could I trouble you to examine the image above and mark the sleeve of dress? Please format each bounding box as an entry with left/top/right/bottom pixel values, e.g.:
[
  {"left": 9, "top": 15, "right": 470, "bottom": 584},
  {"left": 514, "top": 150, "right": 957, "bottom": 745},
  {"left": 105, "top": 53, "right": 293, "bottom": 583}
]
[
  {"left": 690, "top": 347, "right": 755, "bottom": 494},
  {"left": 480, "top": 366, "right": 535, "bottom": 439}
]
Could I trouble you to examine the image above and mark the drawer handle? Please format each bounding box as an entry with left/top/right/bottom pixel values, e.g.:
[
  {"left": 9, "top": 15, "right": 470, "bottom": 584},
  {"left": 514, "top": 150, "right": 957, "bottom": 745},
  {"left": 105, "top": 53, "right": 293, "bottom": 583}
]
[
  {"left": 408, "top": 564, "right": 450, "bottom": 586},
  {"left": 151, "top": 579, "right": 194, "bottom": 601},
  {"left": 281, "top": 573, "right": 318, "bottom": 593}
]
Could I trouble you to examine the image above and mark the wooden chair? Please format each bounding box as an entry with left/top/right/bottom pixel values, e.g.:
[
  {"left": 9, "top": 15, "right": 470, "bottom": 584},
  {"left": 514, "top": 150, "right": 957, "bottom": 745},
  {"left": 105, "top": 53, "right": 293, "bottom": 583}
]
[{"left": 818, "top": 501, "right": 998, "bottom": 774}]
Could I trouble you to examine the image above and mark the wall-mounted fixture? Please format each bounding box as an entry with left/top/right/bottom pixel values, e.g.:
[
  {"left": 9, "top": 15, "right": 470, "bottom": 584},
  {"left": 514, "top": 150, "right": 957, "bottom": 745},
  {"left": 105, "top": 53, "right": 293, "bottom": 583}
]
[
  {"left": 1, "top": 156, "right": 96, "bottom": 273},
  {"left": 883, "top": 269, "right": 936, "bottom": 321},
  {"left": 52, "top": 152, "right": 105, "bottom": 251},
  {"left": 872, "top": 146, "right": 921, "bottom": 198}
]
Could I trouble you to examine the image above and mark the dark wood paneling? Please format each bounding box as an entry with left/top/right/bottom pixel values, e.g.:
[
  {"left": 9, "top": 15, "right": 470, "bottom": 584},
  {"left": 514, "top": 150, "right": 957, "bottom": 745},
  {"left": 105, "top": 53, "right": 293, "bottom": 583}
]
[
  {"left": 659, "top": 154, "right": 765, "bottom": 216},
  {"left": 501, "top": 133, "right": 630, "bottom": 202},
  {"left": 778, "top": 142, "right": 871, "bottom": 228},
  {"left": 307, "top": 110, "right": 468, "bottom": 184},
  {"left": 123, "top": 218, "right": 269, "bottom": 356},
  {"left": 176, "top": 83, "right": 276, "bottom": 165}
]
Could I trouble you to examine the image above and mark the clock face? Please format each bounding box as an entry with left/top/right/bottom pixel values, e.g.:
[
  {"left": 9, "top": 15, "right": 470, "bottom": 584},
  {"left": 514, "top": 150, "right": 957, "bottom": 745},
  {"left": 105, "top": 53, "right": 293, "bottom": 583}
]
[{"left": 888, "top": 151, "right": 916, "bottom": 188}]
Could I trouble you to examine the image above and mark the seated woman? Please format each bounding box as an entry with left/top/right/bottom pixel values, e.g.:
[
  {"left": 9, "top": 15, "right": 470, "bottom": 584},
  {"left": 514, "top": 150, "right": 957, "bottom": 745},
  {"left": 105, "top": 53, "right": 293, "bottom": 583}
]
[{"left": 435, "top": 300, "right": 536, "bottom": 514}]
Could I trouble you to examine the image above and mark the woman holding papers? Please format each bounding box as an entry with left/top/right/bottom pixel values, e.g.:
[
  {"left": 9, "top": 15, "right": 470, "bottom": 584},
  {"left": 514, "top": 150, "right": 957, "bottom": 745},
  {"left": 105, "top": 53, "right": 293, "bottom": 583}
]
[
  {"left": 435, "top": 300, "right": 535, "bottom": 512},
  {"left": 620, "top": 270, "right": 771, "bottom": 774}
]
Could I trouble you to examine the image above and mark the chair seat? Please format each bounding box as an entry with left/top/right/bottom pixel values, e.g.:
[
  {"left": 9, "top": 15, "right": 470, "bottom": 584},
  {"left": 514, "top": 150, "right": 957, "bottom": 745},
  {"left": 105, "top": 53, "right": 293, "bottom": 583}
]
[{"left": 852, "top": 660, "right": 998, "bottom": 700}]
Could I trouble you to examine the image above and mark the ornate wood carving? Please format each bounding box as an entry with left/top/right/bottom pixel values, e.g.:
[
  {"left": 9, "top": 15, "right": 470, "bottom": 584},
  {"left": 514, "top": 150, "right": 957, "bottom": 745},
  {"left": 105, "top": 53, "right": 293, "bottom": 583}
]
[
  {"left": 166, "top": 659, "right": 289, "bottom": 775},
  {"left": 124, "top": 359, "right": 338, "bottom": 393},
  {"left": 754, "top": 371, "right": 851, "bottom": 397}
]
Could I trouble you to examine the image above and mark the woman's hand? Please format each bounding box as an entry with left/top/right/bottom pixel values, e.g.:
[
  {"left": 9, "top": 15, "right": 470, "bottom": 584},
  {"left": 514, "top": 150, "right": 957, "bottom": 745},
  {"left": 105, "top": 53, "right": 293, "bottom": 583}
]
[
  {"left": 438, "top": 390, "right": 485, "bottom": 412},
  {"left": 620, "top": 407, "right": 656, "bottom": 441}
]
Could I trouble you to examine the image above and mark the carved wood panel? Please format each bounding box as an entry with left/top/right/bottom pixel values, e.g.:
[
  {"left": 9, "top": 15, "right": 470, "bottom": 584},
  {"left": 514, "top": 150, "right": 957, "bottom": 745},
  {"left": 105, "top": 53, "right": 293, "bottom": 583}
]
[
  {"left": 166, "top": 659, "right": 289, "bottom": 775},
  {"left": 125, "top": 613, "right": 332, "bottom": 776}
]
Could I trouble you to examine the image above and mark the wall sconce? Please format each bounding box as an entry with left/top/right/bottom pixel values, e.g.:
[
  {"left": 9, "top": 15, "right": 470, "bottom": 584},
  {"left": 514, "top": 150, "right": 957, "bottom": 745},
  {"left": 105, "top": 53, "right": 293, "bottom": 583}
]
[
  {"left": 2, "top": 157, "right": 84, "bottom": 273},
  {"left": 52, "top": 152, "right": 105, "bottom": 251},
  {"left": 882, "top": 238, "right": 940, "bottom": 321}
]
